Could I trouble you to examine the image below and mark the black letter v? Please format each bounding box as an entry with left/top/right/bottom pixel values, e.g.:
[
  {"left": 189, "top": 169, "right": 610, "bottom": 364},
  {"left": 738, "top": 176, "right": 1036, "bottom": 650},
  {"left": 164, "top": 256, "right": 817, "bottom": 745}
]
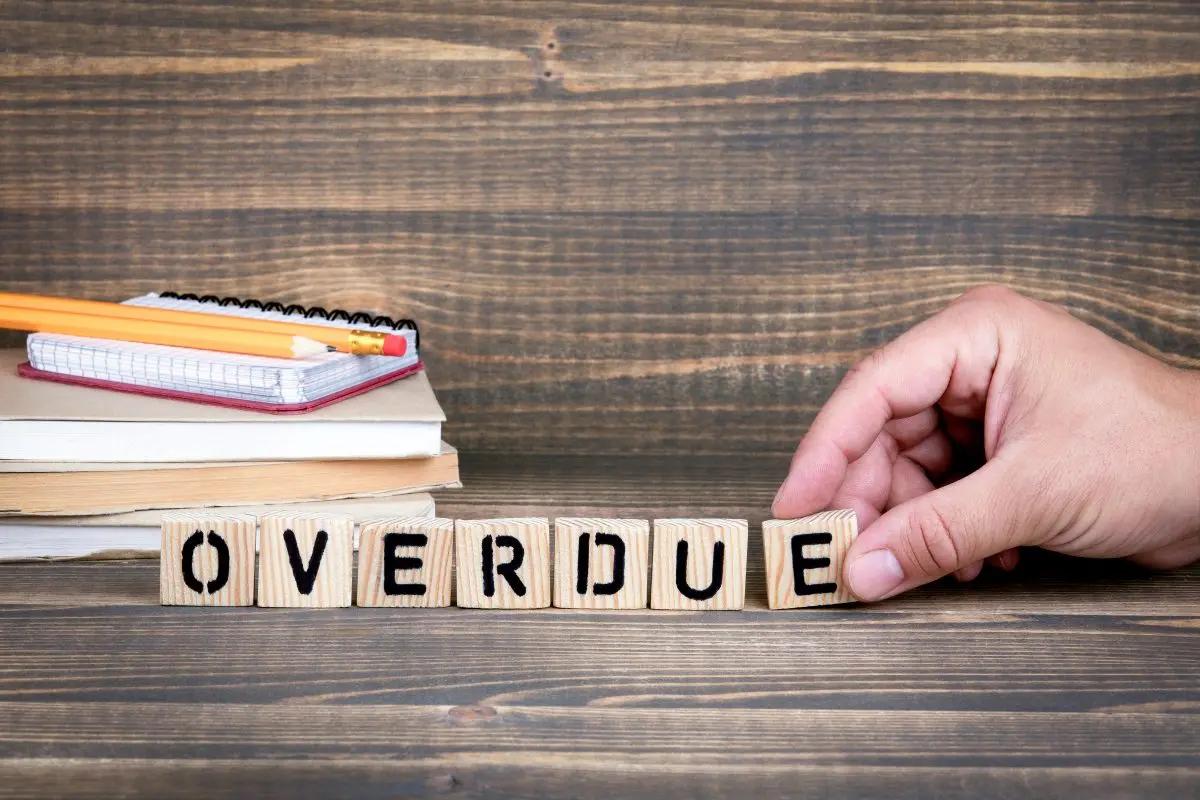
[{"left": 284, "top": 529, "right": 328, "bottom": 595}]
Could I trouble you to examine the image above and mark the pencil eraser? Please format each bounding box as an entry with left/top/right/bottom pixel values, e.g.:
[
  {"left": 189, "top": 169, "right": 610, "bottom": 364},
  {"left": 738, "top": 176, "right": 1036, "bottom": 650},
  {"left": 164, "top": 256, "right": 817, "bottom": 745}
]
[{"left": 382, "top": 334, "right": 407, "bottom": 357}]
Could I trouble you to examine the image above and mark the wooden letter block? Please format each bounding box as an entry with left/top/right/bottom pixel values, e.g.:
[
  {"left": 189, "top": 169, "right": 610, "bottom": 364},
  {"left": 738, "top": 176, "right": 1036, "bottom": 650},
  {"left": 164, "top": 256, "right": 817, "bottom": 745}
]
[
  {"left": 650, "top": 519, "right": 748, "bottom": 610},
  {"left": 553, "top": 518, "right": 650, "bottom": 609},
  {"left": 258, "top": 514, "right": 353, "bottom": 608},
  {"left": 762, "top": 510, "right": 858, "bottom": 609},
  {"left": 160, "top": 513, "right": 256, "bottom": 606},
  {"left": 455, "top": 518, "right": 550, "bottom": 609},
  {"left": 357, "top": 516, "right": 454, "bottom": 608}
]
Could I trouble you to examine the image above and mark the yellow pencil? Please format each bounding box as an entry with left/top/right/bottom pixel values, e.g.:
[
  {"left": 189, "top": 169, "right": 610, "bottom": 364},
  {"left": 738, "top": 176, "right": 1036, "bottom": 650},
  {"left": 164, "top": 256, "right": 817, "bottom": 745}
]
[
  {"left": 0, "top": 305, "right": 332, "bottom": 359},
  {"left": 0, "top": 292, "right": 407, "bottom": 357}
]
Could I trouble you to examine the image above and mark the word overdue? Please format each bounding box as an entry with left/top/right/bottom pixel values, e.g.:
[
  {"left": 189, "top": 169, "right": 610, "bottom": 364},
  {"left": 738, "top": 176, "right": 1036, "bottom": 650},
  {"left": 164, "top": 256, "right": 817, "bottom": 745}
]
[{"left": 161, "top": 511, "right": 859, "bottom": 610}]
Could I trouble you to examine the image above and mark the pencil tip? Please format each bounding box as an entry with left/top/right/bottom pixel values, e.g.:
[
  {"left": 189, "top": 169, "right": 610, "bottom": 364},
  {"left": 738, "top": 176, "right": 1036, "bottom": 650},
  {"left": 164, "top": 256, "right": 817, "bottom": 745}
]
[{"left": 291, "top": 336, "right": 333, "bottom": 358}]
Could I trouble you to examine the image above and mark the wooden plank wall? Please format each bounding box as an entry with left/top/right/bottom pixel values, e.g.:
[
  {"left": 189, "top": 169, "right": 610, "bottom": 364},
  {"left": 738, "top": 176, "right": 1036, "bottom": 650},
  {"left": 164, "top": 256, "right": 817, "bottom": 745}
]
[{"left": 1, "top": 1, "right": 1197, "bottom": 455}]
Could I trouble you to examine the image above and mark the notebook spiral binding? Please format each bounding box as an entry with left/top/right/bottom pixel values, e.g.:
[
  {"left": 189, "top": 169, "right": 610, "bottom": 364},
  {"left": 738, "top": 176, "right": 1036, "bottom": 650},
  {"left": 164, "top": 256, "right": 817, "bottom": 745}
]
[{"left": 158, "top": 291, "right": 419, "bottom": 349}]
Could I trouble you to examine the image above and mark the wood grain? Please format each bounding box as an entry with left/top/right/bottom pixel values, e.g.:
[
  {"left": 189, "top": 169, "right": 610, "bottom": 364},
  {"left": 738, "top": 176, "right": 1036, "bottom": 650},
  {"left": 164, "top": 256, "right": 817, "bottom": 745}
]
[
  {"left": 2, "top": 590, "right": 1199, "bottom": 709},
  {"left": 762, "top": 511, "right": 858, "bottom": 609},
  {"left": 356, "top": 516, "right": 454, "bottom": 608},
  {"left": 552, "top": 517, "right": 650, "bottom": 609},
  {"left": 455, "top": 518, "right": 551, "bottom": 609},
  {"left": 1, "top": 3, "right": 1198, "bottom": 796},
  {"left": 650, "top": 518, "right": 748, "bottom": 610},
  {"left": 1, "top": 761, "right": 1198, "bottom": 800},
  {"left": 257, "top": 514, "right": 353, "bottom": 608},
  {"left": 1, "top": 458, "right": 1198, "bottom": 800},
  {"left": 158, "top": 513, "right": 255, "bottom": 606},
  {"left": 1, "top": 2, "right": 1197, "bottom": 456}
]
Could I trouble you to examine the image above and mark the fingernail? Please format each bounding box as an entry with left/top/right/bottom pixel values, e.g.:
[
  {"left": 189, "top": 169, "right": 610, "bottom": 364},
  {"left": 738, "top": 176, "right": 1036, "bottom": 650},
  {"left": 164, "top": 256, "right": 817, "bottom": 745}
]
[{"left": 847, "top": 549, "right": 904, "bottom": 601}]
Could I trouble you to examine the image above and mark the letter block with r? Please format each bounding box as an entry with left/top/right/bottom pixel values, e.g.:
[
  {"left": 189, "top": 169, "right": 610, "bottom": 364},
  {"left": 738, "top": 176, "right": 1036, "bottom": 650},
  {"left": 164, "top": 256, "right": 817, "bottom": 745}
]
[{"left": 455, "top": 518, "right": 551, "bottom": 609}]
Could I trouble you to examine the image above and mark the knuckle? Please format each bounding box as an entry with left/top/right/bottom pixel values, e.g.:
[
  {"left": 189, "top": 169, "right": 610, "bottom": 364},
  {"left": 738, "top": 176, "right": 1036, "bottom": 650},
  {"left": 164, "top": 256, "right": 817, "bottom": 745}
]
[
  {"left": 840, "top": 346, "right": 888, "bottom": 390},
  {"left": 900, "top": 504, "right": 964, "bottom": 576},
  {"left": 954, "top": 283, "right": 1022, "bottom": 309}
]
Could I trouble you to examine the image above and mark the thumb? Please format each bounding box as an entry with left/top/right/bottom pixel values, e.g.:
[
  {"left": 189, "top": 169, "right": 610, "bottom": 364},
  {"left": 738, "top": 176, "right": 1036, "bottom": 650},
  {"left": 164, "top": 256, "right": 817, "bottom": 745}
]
[{"left": 844, "top": 459, "right": 1033, "bottom": 601}]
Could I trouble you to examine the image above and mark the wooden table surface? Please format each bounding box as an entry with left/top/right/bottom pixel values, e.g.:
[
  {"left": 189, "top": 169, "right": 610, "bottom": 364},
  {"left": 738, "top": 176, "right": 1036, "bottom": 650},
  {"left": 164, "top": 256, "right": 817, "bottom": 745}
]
[
  {"left": 2, "top": 1, "right": 1199, "bottom": 797},
  {"left": 2, "top": 454, "right": 1199, "bottom": 798}
]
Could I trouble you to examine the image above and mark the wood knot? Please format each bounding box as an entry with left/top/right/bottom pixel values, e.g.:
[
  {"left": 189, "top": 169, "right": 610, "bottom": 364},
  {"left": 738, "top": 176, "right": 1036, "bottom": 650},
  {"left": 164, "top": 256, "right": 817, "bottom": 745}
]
[
  {"left": 426, "top": 773, "right": 463, "bottom": 793},
  {"left": 446, "top": 704, "right": 499, "bottom": 724}
]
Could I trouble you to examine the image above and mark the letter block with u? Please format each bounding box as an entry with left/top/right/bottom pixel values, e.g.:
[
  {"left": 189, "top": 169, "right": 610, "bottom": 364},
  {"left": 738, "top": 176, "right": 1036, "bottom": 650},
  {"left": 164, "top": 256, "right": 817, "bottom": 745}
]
[
  {"left": 258, "top": 513, "right": 353, "bottom": 608},
  {"left": 553, "top": 518, "right": 650, "bottom": 609},
  {"left": 651, "top": 519, "right": 749, "bottom": 610},
  {"left": 455, "top": 518, "right": 550, "bottom": 609},
  {"left": 160, "top": 513, "right": 256, "bottom": 606}
]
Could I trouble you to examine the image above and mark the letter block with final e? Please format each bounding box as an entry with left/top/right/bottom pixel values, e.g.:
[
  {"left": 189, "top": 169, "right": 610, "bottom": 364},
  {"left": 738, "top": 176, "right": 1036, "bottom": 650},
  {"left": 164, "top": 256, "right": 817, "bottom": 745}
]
[
  {"left": 762, "top": 511, "right": 858, "bottom": 609},
  {"left": 553, "top": 518, "right": 650, "bottom": 609},
  {"left": 357, "top": 517, "right": 455, "bottom": 608},
  {"left": 651, "top": 519, "right": 748, "bottom": 610},
  {"left": 455, "top": 518, "right": 551, "bottom": 609},
  {"left": 161, "top": 513, "right": 256, "bottom": 606},
  {"left": 258, "top": 514, "right": 353, "bottom": 608}
]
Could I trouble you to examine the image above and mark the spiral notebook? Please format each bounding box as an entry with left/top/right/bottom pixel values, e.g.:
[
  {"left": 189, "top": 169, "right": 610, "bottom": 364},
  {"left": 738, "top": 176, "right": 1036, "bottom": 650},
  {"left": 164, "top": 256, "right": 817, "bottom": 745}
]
[{"left": 22, "top": 292, "right": 422, "bottom": 412}]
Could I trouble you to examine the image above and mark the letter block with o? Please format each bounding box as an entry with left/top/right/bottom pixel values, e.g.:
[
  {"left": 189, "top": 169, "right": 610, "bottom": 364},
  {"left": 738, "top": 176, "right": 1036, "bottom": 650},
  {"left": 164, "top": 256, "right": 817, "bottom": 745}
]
[
  {"left": 455, "top": 518, "right": 551, "bottom": 609},
  {"left": 651, "top": 519, "right": 749, "bottom": 611},
  {"left": 161, "top": 513, "right": 256, "bottom": 606},
  {"left": 762, "top": 511, "right": 858, "bottom": 609},
  {"left": 553, "top": 518, "right": 650, "bottom": 609},
  {"left": 258, "top": 513, "right": 353, "bottom": 608},
  {"left": 357, "top": 517, "right": 455, "bottom": 608}
]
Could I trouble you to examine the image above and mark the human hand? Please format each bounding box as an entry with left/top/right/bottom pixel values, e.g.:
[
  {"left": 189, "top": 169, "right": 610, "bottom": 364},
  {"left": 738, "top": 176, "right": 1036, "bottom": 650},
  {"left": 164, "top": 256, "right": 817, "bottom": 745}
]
[{"left": 772, "top": 285, "right": 1200, "bottom": 602}]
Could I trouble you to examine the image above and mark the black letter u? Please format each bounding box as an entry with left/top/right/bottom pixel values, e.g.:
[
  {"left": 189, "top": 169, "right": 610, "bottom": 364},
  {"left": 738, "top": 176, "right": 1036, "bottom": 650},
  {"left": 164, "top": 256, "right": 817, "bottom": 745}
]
[{"left": 675, "top": 540, "right": 724, "bottom": 601}]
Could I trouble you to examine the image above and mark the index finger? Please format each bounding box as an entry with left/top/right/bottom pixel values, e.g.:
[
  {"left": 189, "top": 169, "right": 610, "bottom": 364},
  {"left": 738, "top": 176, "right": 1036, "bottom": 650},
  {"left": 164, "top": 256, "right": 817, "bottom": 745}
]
[{"left": 771, "top": 299, "right": 1000, "bottom": 519}]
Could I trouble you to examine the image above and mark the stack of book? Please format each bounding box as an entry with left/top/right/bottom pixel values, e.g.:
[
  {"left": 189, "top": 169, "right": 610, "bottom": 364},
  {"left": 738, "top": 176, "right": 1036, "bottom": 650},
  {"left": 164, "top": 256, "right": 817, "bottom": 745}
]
[{"left": 0, "top": 293, "right": 459, "bottom": 560}]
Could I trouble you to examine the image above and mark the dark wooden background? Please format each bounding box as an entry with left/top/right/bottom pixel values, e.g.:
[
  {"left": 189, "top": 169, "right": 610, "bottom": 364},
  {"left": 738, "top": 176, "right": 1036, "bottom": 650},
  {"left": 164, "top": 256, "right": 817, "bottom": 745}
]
[
  {"left": 2, "top": 0, "right": 1197, "bottom": 455},
  {"left": 2, "top": 2, "right": 1200, "bottom": 798}
]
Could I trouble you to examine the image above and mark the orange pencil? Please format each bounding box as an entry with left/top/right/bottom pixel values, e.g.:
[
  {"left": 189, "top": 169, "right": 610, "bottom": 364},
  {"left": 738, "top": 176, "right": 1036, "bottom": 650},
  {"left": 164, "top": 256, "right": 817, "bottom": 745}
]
[
  {"left": 0, "top": 292, "right": 407, "bottom": 357},
  {"left": 0, "top": 306, "right": 332, "bottom": 359}
]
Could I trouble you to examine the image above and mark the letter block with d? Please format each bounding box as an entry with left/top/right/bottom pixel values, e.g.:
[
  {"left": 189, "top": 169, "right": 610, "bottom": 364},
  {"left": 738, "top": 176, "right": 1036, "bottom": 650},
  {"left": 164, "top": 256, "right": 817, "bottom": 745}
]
[
  {"left": 455, "top": 518, "right": 550, "bottom": 609},
  {"left": 258, "top": 514, "right": 353, "bottom": 608},
  {"left": 651, "top": 519, "right": 748, "bottom": 610},
  {"left": 161, "top": 513, "right": 256, "bottom": 606},
  {"left": 762, "top": 511, "right": 858, "bottom": 609},
  {"left": 357, "top": 517, "right": 455, "bottom": 608},
  {"left": 553, "top": 518, "right": 650, "bottom": 609}
]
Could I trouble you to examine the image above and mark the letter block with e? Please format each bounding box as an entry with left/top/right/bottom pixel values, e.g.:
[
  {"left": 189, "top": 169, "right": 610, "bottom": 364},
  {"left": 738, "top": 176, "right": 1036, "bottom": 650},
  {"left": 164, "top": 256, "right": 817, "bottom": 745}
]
[
  {"left": 161, "top": 513, "right": 256, "bottom": 606},
  {"left": 762, "top": 511, "right": 858, "bottom": 609},
  {"left": 553, "top": 518, "right": 650, "bottom": 609},
  {"left": 257, "top": 514, "right": 353, "bottom": 608},
  {"left": 357, "top": 517, "right": 455, "bottom": 607},
  {"left": 651, "top": 519, "right": 748, "bottom": 610},
  {"left": 455, "top": 518, "right": 551, "bottom": 609}
]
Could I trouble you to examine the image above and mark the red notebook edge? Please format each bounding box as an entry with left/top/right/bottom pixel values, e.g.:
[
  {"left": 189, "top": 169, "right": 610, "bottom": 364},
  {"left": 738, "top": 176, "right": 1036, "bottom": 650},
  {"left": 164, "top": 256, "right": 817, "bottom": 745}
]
[{"left": 15, "top": 360, "right": 425, "bottom": 415}]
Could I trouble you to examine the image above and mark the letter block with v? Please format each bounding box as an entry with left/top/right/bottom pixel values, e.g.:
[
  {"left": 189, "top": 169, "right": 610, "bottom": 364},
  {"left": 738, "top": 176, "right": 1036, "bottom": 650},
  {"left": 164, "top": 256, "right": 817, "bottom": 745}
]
[
  {"left": 651, "top": 519, "right": 749, "bottom": 610},
  {"left": 258, "top": 514, "right": 353, "bottom": 608},
  {"left": 160, "top": 513, "right": 256, "bottom": 606}
]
